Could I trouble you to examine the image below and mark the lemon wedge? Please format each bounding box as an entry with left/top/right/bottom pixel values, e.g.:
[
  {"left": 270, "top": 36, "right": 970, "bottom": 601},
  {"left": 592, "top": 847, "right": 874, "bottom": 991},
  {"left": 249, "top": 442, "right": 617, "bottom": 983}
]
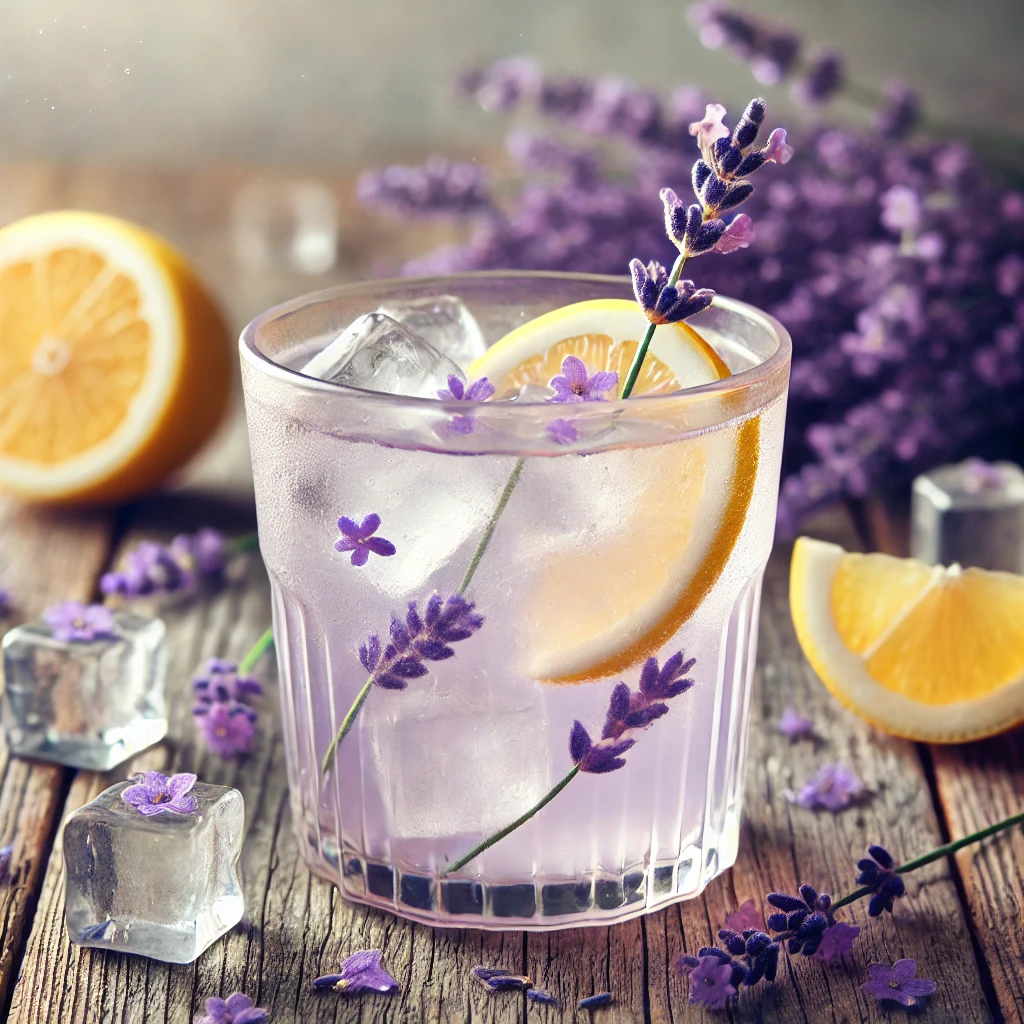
[
  {"left": 791, "top": 536, "right": 1024, "bottom": 742},
  {"left": 0, "top": 211, "right": 232, "bottom": 504},
  {"left": 469, "top": 298, "right": 759, "bottom": 684}
]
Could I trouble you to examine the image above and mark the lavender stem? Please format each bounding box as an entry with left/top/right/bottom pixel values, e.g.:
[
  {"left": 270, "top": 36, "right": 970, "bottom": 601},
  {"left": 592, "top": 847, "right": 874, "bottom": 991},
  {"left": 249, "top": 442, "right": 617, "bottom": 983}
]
[
  {"left": 458, "top": 456, "right": 526, "bottom": 594},
  {"left": 321, "top": 677, "right": 373, "bottom": 774},
  {"left": 239, "top": 626, "right": 274, "bottom": 675},
  {"left": 621, "top": 252, "right": 686, "bottom": 399},
  {"left": 831, "top": 808, "right": 1024, "bottom": 911},
  {"left": 443, "top": 764, "right": 581, "bottom": 875}
]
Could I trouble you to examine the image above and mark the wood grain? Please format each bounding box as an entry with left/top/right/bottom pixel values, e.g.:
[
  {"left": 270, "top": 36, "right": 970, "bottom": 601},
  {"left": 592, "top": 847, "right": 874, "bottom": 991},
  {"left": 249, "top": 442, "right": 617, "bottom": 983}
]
[{"left": 0, "top": 500, "right": 114, "bottom": 1016}]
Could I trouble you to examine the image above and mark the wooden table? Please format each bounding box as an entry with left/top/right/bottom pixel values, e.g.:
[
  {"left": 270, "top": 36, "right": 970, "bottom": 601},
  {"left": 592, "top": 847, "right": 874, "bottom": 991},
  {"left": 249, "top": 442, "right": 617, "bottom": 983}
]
[{"left": 0, "top": 166, "right": 1021, "bottom": 1023}]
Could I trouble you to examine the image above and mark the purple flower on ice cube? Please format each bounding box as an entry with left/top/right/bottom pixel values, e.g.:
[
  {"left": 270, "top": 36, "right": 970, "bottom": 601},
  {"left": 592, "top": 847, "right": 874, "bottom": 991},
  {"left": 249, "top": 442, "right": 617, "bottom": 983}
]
[
  {"left": 120, "top": 771, "right": 198, "bottom": 816},
  {"left": 548, "top": 355, "right": 619, "bottom": 403},
  {"left": 313, "top": 949, "right": 399, "bottom": 994},
  {"left": 195, "top": 992, "right": 268, "bottom": 1024},
  {"left": 786, "top": 763, "right": 863, "bottom": 811},
  {"left": 777, "top": 706, "right": 814, "bottom": 741},
  {"left": 43, "top": 601, "right": 116, "bottom": 643},
  {"left": 861, "top": 959, "right": 936, "bottom": 1007},
  {"left": 335, "top": 513, "right": 397, "bottom": 567}
]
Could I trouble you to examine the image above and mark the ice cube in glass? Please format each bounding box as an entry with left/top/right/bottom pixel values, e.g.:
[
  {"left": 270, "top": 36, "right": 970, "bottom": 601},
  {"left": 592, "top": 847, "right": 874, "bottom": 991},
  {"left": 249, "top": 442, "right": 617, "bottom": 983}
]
[
  {"left": 378, "top": 294, "right": 487, "bottom": 367},
  {"left": 63, "top": 780, "right": 245, "bottom": 963},
  {"left": 1, "top": 611, "right": 167, "bottom": 771},
  {"left": 300, "top": 311, "right": 465, "bottom": 396}
]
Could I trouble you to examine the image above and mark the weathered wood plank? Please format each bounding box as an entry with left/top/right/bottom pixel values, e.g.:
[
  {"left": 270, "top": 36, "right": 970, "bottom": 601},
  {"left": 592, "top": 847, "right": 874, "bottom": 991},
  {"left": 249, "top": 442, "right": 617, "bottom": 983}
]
[
  {"left": 0, "top": 500, "right": 114, "bottom": 1016},
  {"left": 645, "top": 507, "right": 994, "bottom": 1023},
  {"left": 866, "top": 495, "right": 1024, "bottom": 1022}
]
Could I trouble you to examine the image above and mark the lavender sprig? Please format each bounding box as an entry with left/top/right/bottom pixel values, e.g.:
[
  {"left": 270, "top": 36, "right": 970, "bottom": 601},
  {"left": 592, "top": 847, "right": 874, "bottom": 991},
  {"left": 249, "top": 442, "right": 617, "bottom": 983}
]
[
  {"left": 443, "top": 653, "right": 695, "bottom": 874},
  {"left": 321, "top": 594, "right": 484, "bottom": 772}
]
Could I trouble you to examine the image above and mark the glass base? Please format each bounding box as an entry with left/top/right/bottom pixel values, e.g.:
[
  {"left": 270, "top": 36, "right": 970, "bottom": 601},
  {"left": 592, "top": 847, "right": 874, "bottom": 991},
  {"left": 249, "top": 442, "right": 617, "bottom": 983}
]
[{"left": 295, "top": 814, "right": 739, "bottom": 930}]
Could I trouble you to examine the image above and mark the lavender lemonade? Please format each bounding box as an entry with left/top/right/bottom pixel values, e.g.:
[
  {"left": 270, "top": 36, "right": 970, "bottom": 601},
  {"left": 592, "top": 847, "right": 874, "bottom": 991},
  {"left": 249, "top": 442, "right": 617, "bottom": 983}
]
[{"left": 240, "top": 99, "right": 793, "bottom": 927}]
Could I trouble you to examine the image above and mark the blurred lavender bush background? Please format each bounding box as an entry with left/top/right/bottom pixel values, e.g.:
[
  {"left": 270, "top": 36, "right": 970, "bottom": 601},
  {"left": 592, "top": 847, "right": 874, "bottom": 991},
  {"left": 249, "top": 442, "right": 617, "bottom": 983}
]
[{"left": 358, "top": 5, "right": 1024, "bottom": 535}]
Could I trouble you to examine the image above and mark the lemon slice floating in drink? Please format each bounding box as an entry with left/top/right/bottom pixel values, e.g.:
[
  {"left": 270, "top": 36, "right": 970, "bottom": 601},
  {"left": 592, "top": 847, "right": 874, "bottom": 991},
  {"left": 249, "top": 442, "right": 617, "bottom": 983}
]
[
  {"left": 791, "top": 537, "right": 1024, "bottom": 742},
  {"left": 469, "top": 298, "right": 759, "bottom": 684},
  {"left": 0, "top": 211, "right": 231, "bottom": 504}
]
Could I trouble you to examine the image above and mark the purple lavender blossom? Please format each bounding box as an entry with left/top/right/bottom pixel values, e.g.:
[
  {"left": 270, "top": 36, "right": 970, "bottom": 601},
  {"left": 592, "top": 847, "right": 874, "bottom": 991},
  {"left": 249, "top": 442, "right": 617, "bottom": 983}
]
[
  {"left": 194, "top": 702, "right": 257, "bottom": 758},
  {"left": 763, "top": 127, "right": 793, "bottom": 165},
  {"left": 527, "top": 988, "right": 559, "bottom": 1005},
  {"left": 193, "top": 658, "right": 263, "bottom": 705},
  {"left": 169, "top": 527, "right": 227, "bottom": 581},
  {"left": 359, "top": 593, "right": 484, "bottom": 691},
  {"left": 861, "top": 959, "right": 936, "bottom": 1007},
  {"left": 787, "top": 763, "right": 863, "bottom": 811},
  {"left": 570, "top": 652, "right": 695, "bottom": 774},
  {"left": 357, "top": 156, "right": 493, "bottom": 219},
  {"left": 436, "top": 374, "right": 495, "bottom": 435},
  {"left": 688, "top": 4, "right": 800, "bottom": 85},
  {"left": 856, "top": 844, "right": 907, "bottom": 917},
  {"left": 687, "top": 956, "right": 736, "bottom": 1010},
  {"left": 876, "top": 81, "right": 920, "bottom": 140},
  {"left": 630, "top": 259, "right": 716, "bottom": 324},
  {"left": 195, "top": 993, "right": 268, "bottom": 1024},
  {"left": 578, "top": 993, "right": 613, "bottom": 1010},
  {"left": 723, "top": 899, "right": 763, "bottom": 934},
  {"left": 335, "top": 513, "right": 397, "bottom": 567},
  {"left": 714, "top": 213, "right": 755, "bottom": 253},
  {"left": 689, "top": 101, "right": 730, "bottom": 150},
  {"left": 120, "top": 771, "right": 197, "bottom": 816},
  {"left": 43, "top": 602, "right": 116, "bottom": 643},
  {"left": 313, "top": 949, "right": 399, "bottom": 994},
  {"left": 794, "top": 50, "right": 843, "bottom": 105},
  {"left": 548, "top": 355, "right": 619, "bottom": 403},
  {"left": 880, "top": 184, "right": 922, "bottom": 233},
  {"left": 100, "top": 530, "right": 228, "bottom": 599},
  {"left": 777, "top": 706, "right": 814, "bottom": 741},
  {"left": 814, "top": 921, "right": 860, "bottom": 963},
  {"left": 471, "top": 966, "right": 533, "bottom": 992},
  {"left": 547, "top": 418, "right": 580, "bottom": 445},
  {"left": 960, "top": 457, "right": 1008, "bottom": 494},
  {"left": 677, "top": 928, "right": 780, "bottom": 999},
  {"left": 765, "top": 884, "right": 834, "bottom": 956}
]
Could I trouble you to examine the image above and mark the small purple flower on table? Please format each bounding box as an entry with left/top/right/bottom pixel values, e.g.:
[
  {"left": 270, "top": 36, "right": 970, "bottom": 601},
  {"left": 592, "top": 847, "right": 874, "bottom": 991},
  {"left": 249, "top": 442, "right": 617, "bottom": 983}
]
[
  {"left": 765, "top": 883, "right": 834, "bottom": 956},
  {"left": 547, "top": 417, "right": 580, "bottom": 445},
  {"left": 814, "top": 921, "right": 860, "bottom": 963},
  {"left": 101, "top": 540, "right": 193, "bottom": 599},
  {"left": 193, "top": 658, "right": 263, "bottom": 705},
  {"left": 856, "top": 844, "right": 906, "bottom": 916},
  {"left": 313, "top": 949, "right": 399, "bottom": 994},
  {"left": 549, "top": 356, "right": 618, "bottom": 403},
  {"left": 120, "top": 771, "right": 198, "bottom": 816},
  {"left": 787, "top": 763, "right": 863, "bottom": 811},
  {"left": 687, "top": 954, "right": 737, "bottom": 1011},
  {"left": 196, "top": 702, "right": 257, "bottom": 758},
  {"left": 570, "top": 652, "right": 696, "bottom": 774},
  {"left": 630, "top": 259, "right": 715, "bottom": 325},
  {"left": 723, "top": 899, "right": 763, "bottom": 934},
  {"left": 170, "top": 527, "right": 228, "bottom": 581},
  {"left": 777, "top": 706, "right": 814, "bottom": 741},
  {"left": 861, "top": 959, "right": 936, "bottom": 1007},
  {"left": 335, "top": 513, "right": 397, "bottom": 567},
  {"left": 195, "top": 992, "right": 268, "bottom": 1024},
  {"left": 43, "top": 602, "right": 116, "bottom": 643}
]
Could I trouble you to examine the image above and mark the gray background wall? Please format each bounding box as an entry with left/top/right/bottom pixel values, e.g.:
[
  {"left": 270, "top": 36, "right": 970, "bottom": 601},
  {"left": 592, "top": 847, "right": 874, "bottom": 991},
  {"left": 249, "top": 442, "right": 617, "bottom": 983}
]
[{"left": 3, "top": 0, "right": 1022, "bottom": 170}]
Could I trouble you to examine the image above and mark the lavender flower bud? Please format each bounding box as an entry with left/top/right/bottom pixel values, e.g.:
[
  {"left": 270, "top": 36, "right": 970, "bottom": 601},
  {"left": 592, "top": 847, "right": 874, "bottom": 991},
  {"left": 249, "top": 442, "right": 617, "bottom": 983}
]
[
  {"left": 794, "top": 50, "right": 844, "bottom": 105},
  {"left": 733, "top": 98, "right": 766, "bottom": 148},
  {"left": 717, "top": 181, "right": 755, "bottom": 213},
  {"left": 692, "top": 159, "right": 713, "bottom": 196}
]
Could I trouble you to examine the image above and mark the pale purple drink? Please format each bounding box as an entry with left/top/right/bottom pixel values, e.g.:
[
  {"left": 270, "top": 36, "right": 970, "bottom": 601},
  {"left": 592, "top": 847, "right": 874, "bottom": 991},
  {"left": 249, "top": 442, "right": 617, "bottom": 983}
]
[{"left": 240, "top": 273, "right": 790, "bottom": 928}]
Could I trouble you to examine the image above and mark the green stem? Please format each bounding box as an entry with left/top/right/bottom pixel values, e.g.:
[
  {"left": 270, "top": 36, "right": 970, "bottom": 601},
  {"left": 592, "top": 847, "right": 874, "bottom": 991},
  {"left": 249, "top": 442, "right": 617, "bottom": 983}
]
[
  {"left": 321, "top": 677, "right": 374, "bottom": 774},
  {"left": 458, "top": 457, "right": 526, "bottom": 594},
  {"left": 620, "top": 253, "right": 686, "bottom": 399},
  {"left": 227, "top": 531, "right": 260, "bottom": 555},
  {"left": 239, "top": 626, "right": 274, "bottom": 675},
  {"left": 831, "top": 808, "right": 1024, "bottom": 911},
  {"left": 443, "top": 764, "right": 581, "bottom": 875}
]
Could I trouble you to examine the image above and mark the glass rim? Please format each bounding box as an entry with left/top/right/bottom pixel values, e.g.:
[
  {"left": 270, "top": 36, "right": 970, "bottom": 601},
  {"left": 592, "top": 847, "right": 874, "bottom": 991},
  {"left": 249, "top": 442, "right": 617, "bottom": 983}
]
[{"left": 239, "top": 270, "right": 792, "bottom": 413}]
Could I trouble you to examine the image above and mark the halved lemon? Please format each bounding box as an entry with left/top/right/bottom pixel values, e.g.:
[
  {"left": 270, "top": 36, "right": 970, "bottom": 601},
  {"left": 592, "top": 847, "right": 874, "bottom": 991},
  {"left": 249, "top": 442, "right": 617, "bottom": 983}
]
[
  {"left": 469, "top": 298, "right": 760, "bottom": 684},
  {"left": 791, "top": 536, "right": 1024, "bottom": 742},
  {"left": 0, "top": 211, "right": 232, "bottom": 504}
]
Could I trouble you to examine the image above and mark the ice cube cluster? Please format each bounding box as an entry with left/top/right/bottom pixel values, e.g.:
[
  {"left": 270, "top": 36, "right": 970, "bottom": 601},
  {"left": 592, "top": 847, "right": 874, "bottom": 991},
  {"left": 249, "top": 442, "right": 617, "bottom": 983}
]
[
  {"left": 300, "top": 294, "right": 487, "bottom": 397},
  {"left": 2, "top": 609, "right": 167, "bottom": 771},
  {"left": 63, "top": 775, "right": 245, "bottom": 963}
]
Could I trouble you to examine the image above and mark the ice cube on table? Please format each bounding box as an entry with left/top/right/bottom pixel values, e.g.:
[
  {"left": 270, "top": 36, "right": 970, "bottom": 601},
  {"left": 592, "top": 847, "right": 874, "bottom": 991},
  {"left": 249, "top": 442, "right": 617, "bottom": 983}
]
[
  {"left": 63, "top": 778, "right": 244, "bottom": 963},
  {"left": 1, "top": 611, "right": 166, "bottom": 771},
  {"left": 300, "top": 312, "right": 465, "bottom": 397},
  {"left": 378, "top": 294, "right": 488, "bottom": 368},
  {"left": 366, "top": 683, "right": 551, "bottom": 842}
]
